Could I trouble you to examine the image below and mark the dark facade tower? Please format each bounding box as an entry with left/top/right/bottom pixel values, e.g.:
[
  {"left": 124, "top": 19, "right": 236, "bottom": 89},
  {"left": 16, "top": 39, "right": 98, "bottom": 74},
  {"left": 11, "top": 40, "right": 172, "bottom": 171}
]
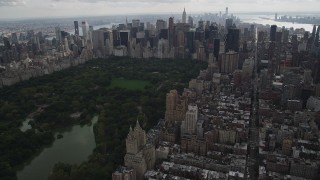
[
  {"left": 74, "top": 21, "right": 79, "bottom": 36},
  {"left": 292, "top": 35, "right": 298, "bottom": 53},
  {"left": 185, "top": 31, "right": 195, "bottom": 54},
  {"left": 311, "top": 25, "right": 317, "bottom": 40},
  {"left": 226, "top": 28, "right": 240, "bottom": 52},
  {"left": 119, "top": 31, "right": 130, "bottom": 47},
  {"left": 159, "top": 29, "right": 168, "bottom": 40},
  {"left": 258, "top": 31, "right": 265, "bottom": 42},
  {"left": 270, "top": 25, "right": 277, "bottom": 42},
  {"left": 214, "top": 39, "right": 220, "bottom": 59},
  {"left": 276, "top": 32, "right": 282, "bottom": 43},
  {"left": 169, "top": 17, "right": 174, "bottom": 48}
]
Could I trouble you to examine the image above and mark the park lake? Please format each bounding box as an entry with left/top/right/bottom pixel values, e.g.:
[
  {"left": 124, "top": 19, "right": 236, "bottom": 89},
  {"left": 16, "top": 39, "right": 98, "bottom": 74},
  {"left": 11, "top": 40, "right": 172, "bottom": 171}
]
[
  {"left": 17, "top": 116, "right": 98, "bottom": 180},
  {"left": 16, "top": 78, "right": 150, "bottom": 180}
]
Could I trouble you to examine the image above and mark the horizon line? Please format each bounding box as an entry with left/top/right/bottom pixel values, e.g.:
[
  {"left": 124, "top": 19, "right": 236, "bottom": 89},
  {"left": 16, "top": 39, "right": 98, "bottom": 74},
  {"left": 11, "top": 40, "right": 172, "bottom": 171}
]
[{"left": 0, "top": 10, "right": 319, "bottom": 22}]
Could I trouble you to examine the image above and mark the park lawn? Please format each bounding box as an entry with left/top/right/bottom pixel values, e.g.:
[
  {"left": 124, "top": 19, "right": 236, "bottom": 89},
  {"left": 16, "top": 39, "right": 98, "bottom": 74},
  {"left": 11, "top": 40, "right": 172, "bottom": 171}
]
[{"left": 108, "top": 78, "right": 151, "bottom": 91}]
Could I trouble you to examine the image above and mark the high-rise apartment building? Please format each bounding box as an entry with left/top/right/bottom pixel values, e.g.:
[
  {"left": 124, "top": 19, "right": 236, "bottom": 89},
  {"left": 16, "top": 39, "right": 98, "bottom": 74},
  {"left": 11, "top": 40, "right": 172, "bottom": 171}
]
[
  {"left": 220, "top": 51, "right": 239, "bottom": 74},
  {"left": 112, "top": 167, "right": 136, "bottom": 180},
  {"left": 82, "top": 21, "right": 89, "bottom": 39},
  {"left": 92, "top": 29, "right": 113, "bottom": 57},
  {"left": 181, "top": 104, "right": 198, "bottom": 135},
  {"left": 124, "top": 121, "right": 155, "bottom": 180},
  {"left": 165, "top": 90, "right": 188, "bottom": 124}
]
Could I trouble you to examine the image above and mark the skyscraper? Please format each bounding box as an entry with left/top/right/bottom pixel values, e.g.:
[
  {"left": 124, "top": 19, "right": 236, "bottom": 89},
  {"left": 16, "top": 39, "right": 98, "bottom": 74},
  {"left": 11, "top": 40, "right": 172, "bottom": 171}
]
[
  {"left": 276, "top": 31, "right": 282, "bottom": 43},
  {"left": 282, "top": 29, "right": 289, "bottom": 43},
  {"left": 55, "top": 27, "right": 62, "bottom": 43},
  {"left": 311, "top": 25, "right": 317, "bottom": 40},
  {"left": 11, "top": 33, "right": 18, "bottom": 44},
  {"left": 119, "top": 30, "right": 130, "bottom": 47},
  {"left": 89, "top": 26, "right": 94, "bottom": 32},
  {"left": 198, "top": 20, "right": 204, "bottom": 31},
  {"left": 270, "top": 25, "right": 277, "bottom": 42},
  {"left": 214, "top": 39, "right": 220, "bottom": 59},
  {"left": 181, "top": 104, "right": 198, "bottom": 135},
  {"left": 82, "top": 20, "right": 89, "bottom": 39},
  {"left": 156, "top": 19, "right": 166, "bottom": 33},
  {"left": 258, "top": 31, "right": 265, "bottom": 42},
  {"left": 226, "top": 28, "right": 240, "bottom": 52},
  {"left": 188, "top": 16, "right": 194, "bottom": 27},
  {"left": 3, "top": 37, "right": 11, "bottom": 50},
  {"left": 92, "top": 29, "right": 113, "bottom": 57},
  {"left": 168, "top": 17, "right": 174, "bottom": 48},
  {"left": 226, "top": 7, "right": 229, "bottom": 17},
  {"left": 185, "top": 31, "right": 195, "bottom": 54},
  {"left": 124, "top": 121, "right": 155, "bottom": 179},
  {"left": 168, "top": 17, "right": 174, "bottom": 29},
  {"left": 315, "top": 25, "right": 320, "bottom": 47},
  {"left": 225, "top": 18, "right": 233, "bottom": 30},
  {"left": 220, "top": 51, "right": 239, "bottom": 74},
  {"left": 164, "top": 90, "right": 187, "bottom": 124},
  {"left": 182, "top": 8, "right": 187, "bottom": 24},
  {"left": 132, "top": 19, "right": 140, "bottom": 28},
  {"left": 74, "top": 21, "right": 79, "bottom": 35},
  {"left": 159, "top": 29, "right": 168, "bottom": 40}
]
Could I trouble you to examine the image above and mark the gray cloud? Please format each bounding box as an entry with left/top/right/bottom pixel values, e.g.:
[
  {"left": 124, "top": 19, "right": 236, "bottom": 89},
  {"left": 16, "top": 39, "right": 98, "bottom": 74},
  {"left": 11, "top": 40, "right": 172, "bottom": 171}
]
[
  {"left": 211, "top": 0, "right": 320, "bottom": 2},
  {"left": 0, "top": 0, "right": 26, "bottom": 6},
  {"left": 53, "top": 0, "right": 190, "bottom": 3}
]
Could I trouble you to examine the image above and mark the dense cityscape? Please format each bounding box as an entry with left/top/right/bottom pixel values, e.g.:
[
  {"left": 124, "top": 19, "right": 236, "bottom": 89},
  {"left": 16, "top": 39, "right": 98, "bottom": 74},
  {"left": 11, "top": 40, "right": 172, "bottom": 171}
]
[{"left": 0, "top": 3, "right": 320, "bottom": 180}]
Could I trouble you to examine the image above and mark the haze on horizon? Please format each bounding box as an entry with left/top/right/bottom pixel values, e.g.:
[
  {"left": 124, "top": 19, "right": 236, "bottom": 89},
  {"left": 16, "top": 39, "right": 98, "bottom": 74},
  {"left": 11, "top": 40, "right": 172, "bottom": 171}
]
[{"left": 0, "top": 0, "right": 320, "bottom": 19}]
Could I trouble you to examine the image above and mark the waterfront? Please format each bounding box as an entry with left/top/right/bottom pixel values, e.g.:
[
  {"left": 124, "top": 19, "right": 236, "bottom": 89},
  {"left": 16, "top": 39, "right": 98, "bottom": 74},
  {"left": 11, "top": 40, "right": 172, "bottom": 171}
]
[{"left": 237, "top": 13, "right": 315, "bottom": 32}]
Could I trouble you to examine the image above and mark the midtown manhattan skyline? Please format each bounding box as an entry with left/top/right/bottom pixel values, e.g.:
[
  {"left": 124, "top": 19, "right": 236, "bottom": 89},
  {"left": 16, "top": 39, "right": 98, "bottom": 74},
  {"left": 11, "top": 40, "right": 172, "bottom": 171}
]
[
  {"left": 1, "top": 0, "right": 320, "bottom": 178},
  {"left": 0, "top": 0, "right": 320, "bottom": 19}
]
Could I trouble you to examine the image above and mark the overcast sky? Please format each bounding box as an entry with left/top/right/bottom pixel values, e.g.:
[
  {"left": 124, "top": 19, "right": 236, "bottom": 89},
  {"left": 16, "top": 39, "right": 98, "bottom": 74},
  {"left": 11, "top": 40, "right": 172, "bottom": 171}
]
[{"left": 0, "top": 0, "right": 319, "bottom": 19}]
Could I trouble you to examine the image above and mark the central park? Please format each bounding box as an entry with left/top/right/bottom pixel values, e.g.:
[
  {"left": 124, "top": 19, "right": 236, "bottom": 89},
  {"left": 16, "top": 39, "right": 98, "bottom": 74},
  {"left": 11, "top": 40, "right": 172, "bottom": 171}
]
[{"left": 0, "top": 57, "right": 207, "bottom": 180}]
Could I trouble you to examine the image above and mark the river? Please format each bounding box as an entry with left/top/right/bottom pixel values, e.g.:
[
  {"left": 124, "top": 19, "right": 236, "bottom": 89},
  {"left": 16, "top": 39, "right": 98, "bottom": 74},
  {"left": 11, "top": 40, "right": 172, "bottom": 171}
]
[
  {"left": 17, "top": 116, "right": 98, "bottom": 180},
  {"left": 236, "top": 13, "right": 315, "bottom": 32}
]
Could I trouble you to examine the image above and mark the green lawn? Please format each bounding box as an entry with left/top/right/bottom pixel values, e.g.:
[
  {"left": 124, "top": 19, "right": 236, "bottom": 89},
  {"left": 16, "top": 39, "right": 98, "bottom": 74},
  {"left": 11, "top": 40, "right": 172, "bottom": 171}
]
[{"left": 108, "top": 78, "right": 151, "bottom": 90}]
